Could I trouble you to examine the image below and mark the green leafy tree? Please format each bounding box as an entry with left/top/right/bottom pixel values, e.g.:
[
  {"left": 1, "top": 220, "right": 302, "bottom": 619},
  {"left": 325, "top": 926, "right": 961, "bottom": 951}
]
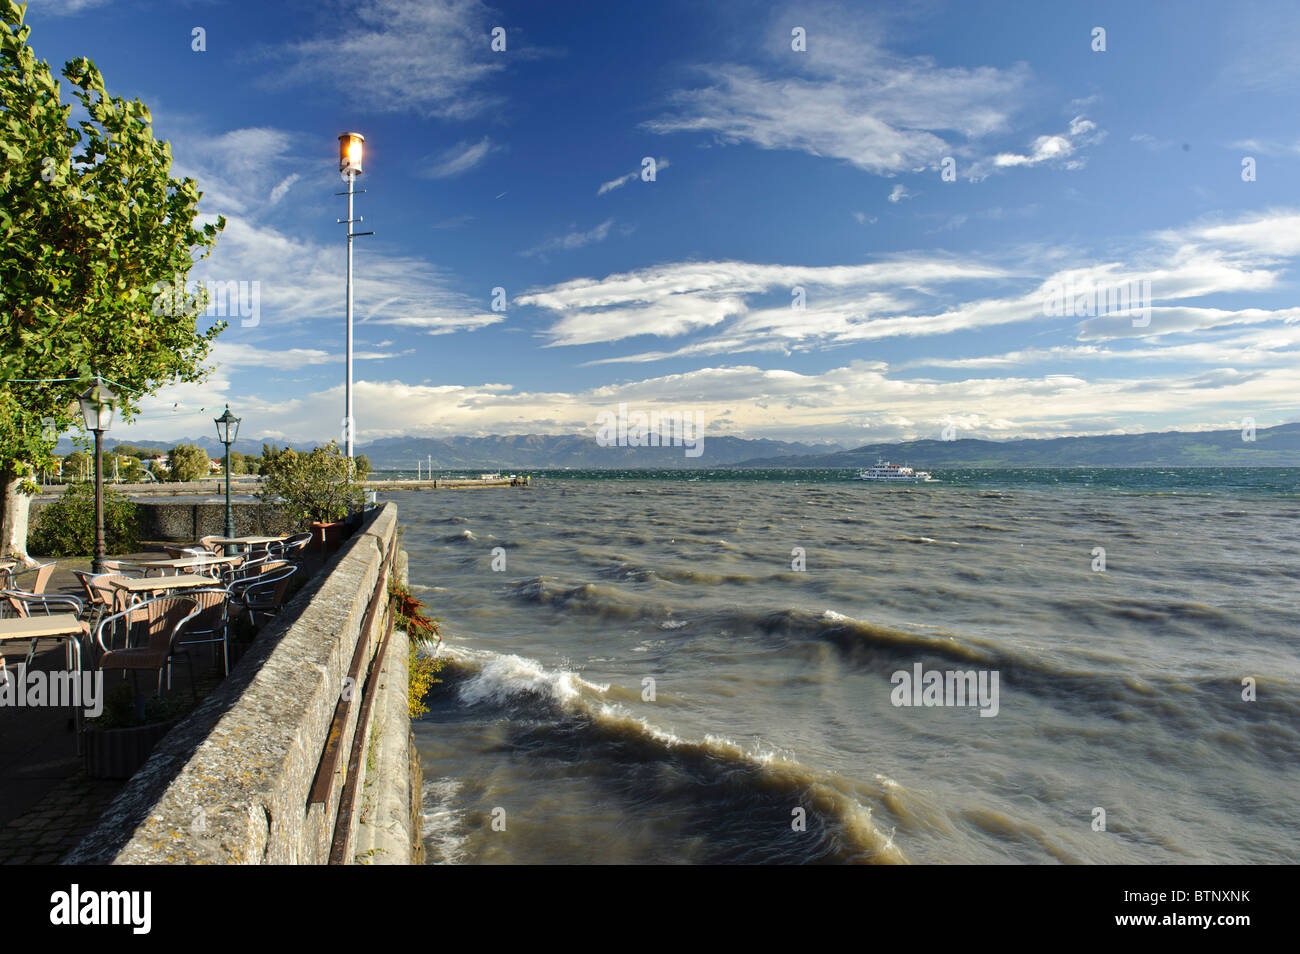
[
  {"left": 259, "top": 443, "right": 365, "bottom": 529},
  {"left": 118, "top": 455, "right": 143, "bottom": 481},
  {"left": 353, "top": 454, "right": 371, "bottom": 480},
  {"left": 167, "top": 443, "right": 209, "bottom": 482},
  {"left": 0, "top": 1, "right": 224, "bottom": 563},
  {"left": 63, "top": 450, "right": 87, "bottom": 480}
]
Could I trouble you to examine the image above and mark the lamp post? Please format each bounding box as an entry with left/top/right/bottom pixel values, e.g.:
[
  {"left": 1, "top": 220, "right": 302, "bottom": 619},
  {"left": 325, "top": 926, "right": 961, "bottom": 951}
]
[
  {"left": 214, "top": 405, "right": 241, "bottom": 557},
  {"left": 77, "top": 378, "right": 116, "bottom": 574},
  {"left": 337, "top": 132, "right": 372, "bottom": 462}
]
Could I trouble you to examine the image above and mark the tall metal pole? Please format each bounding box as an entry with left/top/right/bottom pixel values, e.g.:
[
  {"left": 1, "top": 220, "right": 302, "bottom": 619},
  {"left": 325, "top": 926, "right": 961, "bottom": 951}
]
[
  {"left": 92, "top": 429, "right": 105, "bottom": 574},
  {"left": 223, "top": 441, "right": 235, "bottom": 556},
  {"left": 345, "top": 171, "right": 355, "bottom": 460}
]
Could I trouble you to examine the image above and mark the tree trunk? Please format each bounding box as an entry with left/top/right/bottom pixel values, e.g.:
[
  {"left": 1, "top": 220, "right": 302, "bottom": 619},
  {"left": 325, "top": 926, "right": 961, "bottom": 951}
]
[{"left": 0, "top": 467, "right": 36, "bottom": 568}]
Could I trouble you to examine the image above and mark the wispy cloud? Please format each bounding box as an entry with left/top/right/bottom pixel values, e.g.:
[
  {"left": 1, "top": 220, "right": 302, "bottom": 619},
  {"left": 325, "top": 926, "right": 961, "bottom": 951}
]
[
  {"left": 420, "top": 137, "right": 501, "bottom": 179},
  {"left": 597, "top": 157, "right": 670, "bottom": 195},
  {"left": 990, "top": 116, "right": 1103, "bottom": 172},
  {"left": 521, "top": 218, "right": 620, "bottom": 258},
  {"left": 272, "top": 0, "right": 507, "bottom": 118}
]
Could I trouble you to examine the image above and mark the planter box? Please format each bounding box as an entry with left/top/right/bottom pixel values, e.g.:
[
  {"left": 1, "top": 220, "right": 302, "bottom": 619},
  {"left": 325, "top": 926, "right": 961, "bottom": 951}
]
[
  {"left": 310, "top": 520, "right": 347, "bottom": 553},
  {"left": 83, "top": 718, "right": 180, "bottom": 779}
]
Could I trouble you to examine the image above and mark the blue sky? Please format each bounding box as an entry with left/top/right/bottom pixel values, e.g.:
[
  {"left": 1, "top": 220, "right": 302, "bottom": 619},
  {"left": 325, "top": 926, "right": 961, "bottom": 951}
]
[{"left": 23, "top": 0, "right": 1300, "bottom": 446}]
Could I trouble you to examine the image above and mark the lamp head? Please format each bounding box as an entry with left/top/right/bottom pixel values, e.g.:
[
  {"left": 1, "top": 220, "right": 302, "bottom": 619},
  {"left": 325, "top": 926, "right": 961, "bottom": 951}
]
[
  {"left": 77, "top": 378, "right": 116, "bottom": 432},
  {"left": 213, "top": 404, "right": 241, "bottom": 445},
  {"left": 339, "top": 132, "right": 364, "bottom": 179}
]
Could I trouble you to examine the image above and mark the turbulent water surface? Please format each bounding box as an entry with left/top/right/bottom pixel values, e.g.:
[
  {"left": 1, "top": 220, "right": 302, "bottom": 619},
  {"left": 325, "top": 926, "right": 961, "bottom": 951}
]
[{"left": 393, "top": 469, "right": 1300, "bottom": 864}]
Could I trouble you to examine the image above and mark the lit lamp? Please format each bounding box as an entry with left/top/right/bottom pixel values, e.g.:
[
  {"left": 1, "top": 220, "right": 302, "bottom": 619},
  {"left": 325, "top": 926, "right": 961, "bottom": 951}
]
[
  {"left": 214, "top": 405, "right": 241, "bottom": 556},
  {"left": 77, "top": 378, "right": 116, "bottom": 574},
  {"left": 339, "top": 132, "right": 364, "bottom": 178},
  {"left": 337, "top": 132, "right": 371, "bottom": 462}
]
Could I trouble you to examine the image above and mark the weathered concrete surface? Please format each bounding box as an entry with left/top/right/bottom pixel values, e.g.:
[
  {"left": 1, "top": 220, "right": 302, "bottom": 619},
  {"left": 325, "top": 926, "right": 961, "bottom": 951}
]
[
  {"left": 353, "top": 625, "right": 412, "bottom": 864},
  {"left": 66, "top": 504, "right": 399, "bottom": 865}
]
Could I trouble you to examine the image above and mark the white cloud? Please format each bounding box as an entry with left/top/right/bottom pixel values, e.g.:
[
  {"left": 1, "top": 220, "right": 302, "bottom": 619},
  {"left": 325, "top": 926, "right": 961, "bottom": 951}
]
[
  {"left": 597, "top": 157, "right": 670, "bottom": 195},
  {"left": 115, "top": 359, "right": 1300, "bottom": 447},
  {"left": 887, "top": 184, "right": 915, "bottom": 203},
  {"left": 268, "top": 173, "right": 301, "bottom": 205},
  {"left": 642, "top": 10, "right": 1054, "bottom": 178},
  {"left": 991, "top": 116, "right": 1103, "bottom": 171},
  {"left": 272, "top": 0, "right": 508, "bottom": 119},
  {"left": 420, "top": 137, "right": 500, "bottom": 179},
  {"left": 518, "top": 259, "right": 1006, "bottom": 348},
  {"left": 522, "top": 219, "right": 619, "bottom": 258}
]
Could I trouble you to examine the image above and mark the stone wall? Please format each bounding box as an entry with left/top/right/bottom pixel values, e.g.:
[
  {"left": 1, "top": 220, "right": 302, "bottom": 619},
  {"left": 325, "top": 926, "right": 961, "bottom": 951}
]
[
  {"left": 67, "top": 503, "right": 419, "bottom": 865},
  {"left": 28, "top": 498, "right": 291, "bottom": 543}
]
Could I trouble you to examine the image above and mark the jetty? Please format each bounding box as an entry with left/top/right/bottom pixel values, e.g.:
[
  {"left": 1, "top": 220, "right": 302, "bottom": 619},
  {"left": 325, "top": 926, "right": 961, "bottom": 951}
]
[{"left": 364, "top": 476, "right": 531, "bottom": 490}]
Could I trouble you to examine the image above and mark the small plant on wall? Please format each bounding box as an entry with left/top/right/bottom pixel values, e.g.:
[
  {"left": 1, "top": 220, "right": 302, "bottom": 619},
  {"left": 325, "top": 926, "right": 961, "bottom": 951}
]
[{"left": 390, "top": 578, "right": 443, "bottom": 718}]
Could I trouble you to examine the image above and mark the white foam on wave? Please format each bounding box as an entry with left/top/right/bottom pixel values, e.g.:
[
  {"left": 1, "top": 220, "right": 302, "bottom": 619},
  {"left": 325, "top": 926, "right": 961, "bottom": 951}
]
[
  {"left": 446, "top": 645, "right": 909, "bottom": 863},
  {"left": 449, "top": 646, "right": 610, "bottom": 707},
  {"left": 421, "top": 777, "right": 468, "bottom": 865}
]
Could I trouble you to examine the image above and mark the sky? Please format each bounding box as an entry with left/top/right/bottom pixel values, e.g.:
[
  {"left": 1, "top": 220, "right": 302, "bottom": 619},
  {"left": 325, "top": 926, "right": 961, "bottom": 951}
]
[{"left": 20, "top": 0, "right": 1300, "bottom": 447}]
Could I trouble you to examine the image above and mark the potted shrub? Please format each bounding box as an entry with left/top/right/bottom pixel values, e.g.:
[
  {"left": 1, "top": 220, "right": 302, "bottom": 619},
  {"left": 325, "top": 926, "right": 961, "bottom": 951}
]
[
  {"left": 83, "top": 682, "right": 189, "bottom": 779},
  {"left": 257, "top": 443, "right": 366, "bottom": 551}
]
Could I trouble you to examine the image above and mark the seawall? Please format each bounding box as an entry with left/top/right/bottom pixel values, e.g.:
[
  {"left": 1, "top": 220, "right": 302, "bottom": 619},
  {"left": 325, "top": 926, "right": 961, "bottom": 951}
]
[{"left": 66, "top": 502, "right": 422, "bottom": 865}]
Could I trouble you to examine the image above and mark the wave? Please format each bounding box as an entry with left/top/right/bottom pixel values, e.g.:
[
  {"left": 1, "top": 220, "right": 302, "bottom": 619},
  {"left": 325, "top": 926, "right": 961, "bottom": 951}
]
[{"left": 437, "top": 646, "right": 907, "bottom": 864}]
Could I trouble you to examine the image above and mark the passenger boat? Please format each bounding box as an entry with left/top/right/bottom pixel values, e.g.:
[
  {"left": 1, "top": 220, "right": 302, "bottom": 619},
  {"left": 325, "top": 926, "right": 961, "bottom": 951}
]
[{"left": 854, "top": 459, "right": 934, "bottom": 482}]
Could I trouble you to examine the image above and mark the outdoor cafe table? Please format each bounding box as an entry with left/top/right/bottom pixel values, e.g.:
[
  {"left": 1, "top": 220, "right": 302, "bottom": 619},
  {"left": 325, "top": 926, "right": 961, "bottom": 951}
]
[
  {"left": 133, "top": 555, "right": 243, "bottom": 577},
  {"left": 205, "top": 535, "right": 287, "bottom": 554},
  {"left": 0, "top": 613, "right": 88, "bottom": 751},
  {"left": 110, "top": 574, "right": 222, "bottom": 605}
]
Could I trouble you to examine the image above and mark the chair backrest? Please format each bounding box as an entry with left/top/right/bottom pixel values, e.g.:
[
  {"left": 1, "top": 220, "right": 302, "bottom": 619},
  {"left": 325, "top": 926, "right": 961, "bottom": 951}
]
[
  {"left": 0, "top": 589, "right": 84, "bottom": 618},
  {"left": 101, "top": 560, "right": 145, "bottom": 578},
  {"left": 245, "top": 564, "right": 297, "bottom": 604},
  {"left": 97, "top": 596, "right": 197, "bottom": 657},
  {"left": 199, "top": 536, "right": 224, "bottom": 554},
  {"left": 1, "top": 590, "right": 29, "bottom": 618},
  {"left": 184, "top": 587, "right": 229, "bottom": 634},
  {"left": 24, "top": 562, "right": 56, "bottom": 595}
]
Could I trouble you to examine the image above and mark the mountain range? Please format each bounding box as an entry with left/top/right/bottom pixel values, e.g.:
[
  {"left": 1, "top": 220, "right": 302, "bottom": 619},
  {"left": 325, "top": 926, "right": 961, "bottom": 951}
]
[{"left": 57, "top": 422, "right": 1300, "bottom": 468}]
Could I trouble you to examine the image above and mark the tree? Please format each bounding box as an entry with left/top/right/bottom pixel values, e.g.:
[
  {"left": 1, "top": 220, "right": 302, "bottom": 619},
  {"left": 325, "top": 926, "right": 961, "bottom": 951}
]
[
  {"left": 259, "top": 443, "right": 365, "bottom": 529},
  {"left": 63, "top": 450, "right": 87, "bottom": 481},
  {"left": 353, "top": 454, "right": 371, "bottom": 480},
  {"left": 167, "top": 443, "right": 208, "bottom": 482},
  {"left": 0, "top": 1, "right": 224, "bottom": 564}
]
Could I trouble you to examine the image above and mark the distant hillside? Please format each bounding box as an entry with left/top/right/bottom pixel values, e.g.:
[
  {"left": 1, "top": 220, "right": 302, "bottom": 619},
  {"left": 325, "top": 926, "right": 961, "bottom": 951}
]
[
  {"left": 358, "top": 433, "right": 841, "bottom": 469},
  {"left": 60, "top": 423, "right": 1300, "bottom": 469},
  {"left": 58, "top": 433, "right": 840, "bottom": 468},
  {"left": 735, "top": 423, "right": 1300, "bottom": 468}
]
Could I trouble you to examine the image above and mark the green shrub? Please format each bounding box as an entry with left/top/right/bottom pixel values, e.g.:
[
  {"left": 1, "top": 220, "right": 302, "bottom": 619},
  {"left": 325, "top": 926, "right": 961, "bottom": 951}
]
[
  {"left": 258, "top": 442, "right": 365, "bottom": 530},
  {"left": 29, "top": 482, "right": 140, "bottom": 556}
]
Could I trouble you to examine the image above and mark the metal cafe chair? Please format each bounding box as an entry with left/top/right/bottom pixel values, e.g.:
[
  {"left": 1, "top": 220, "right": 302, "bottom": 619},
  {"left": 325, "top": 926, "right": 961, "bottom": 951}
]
[
  {"left": 231, "top": 564, "right": 297, "bottom": 627},
  {"left": 94, "top": 596, "right": 200, "bottom": 696},
  {"left": 0, "top": 589, "right": 88, "bottom": 670},
  {"left": 175, "top": 587, "right": 233, "bottom": 677}
]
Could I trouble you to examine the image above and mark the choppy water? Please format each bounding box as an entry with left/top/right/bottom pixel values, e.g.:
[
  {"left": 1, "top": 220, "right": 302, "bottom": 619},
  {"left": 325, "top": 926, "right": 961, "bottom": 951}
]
[{"left": 394, "top": 469, "right": 1300, "bottom": 864}]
